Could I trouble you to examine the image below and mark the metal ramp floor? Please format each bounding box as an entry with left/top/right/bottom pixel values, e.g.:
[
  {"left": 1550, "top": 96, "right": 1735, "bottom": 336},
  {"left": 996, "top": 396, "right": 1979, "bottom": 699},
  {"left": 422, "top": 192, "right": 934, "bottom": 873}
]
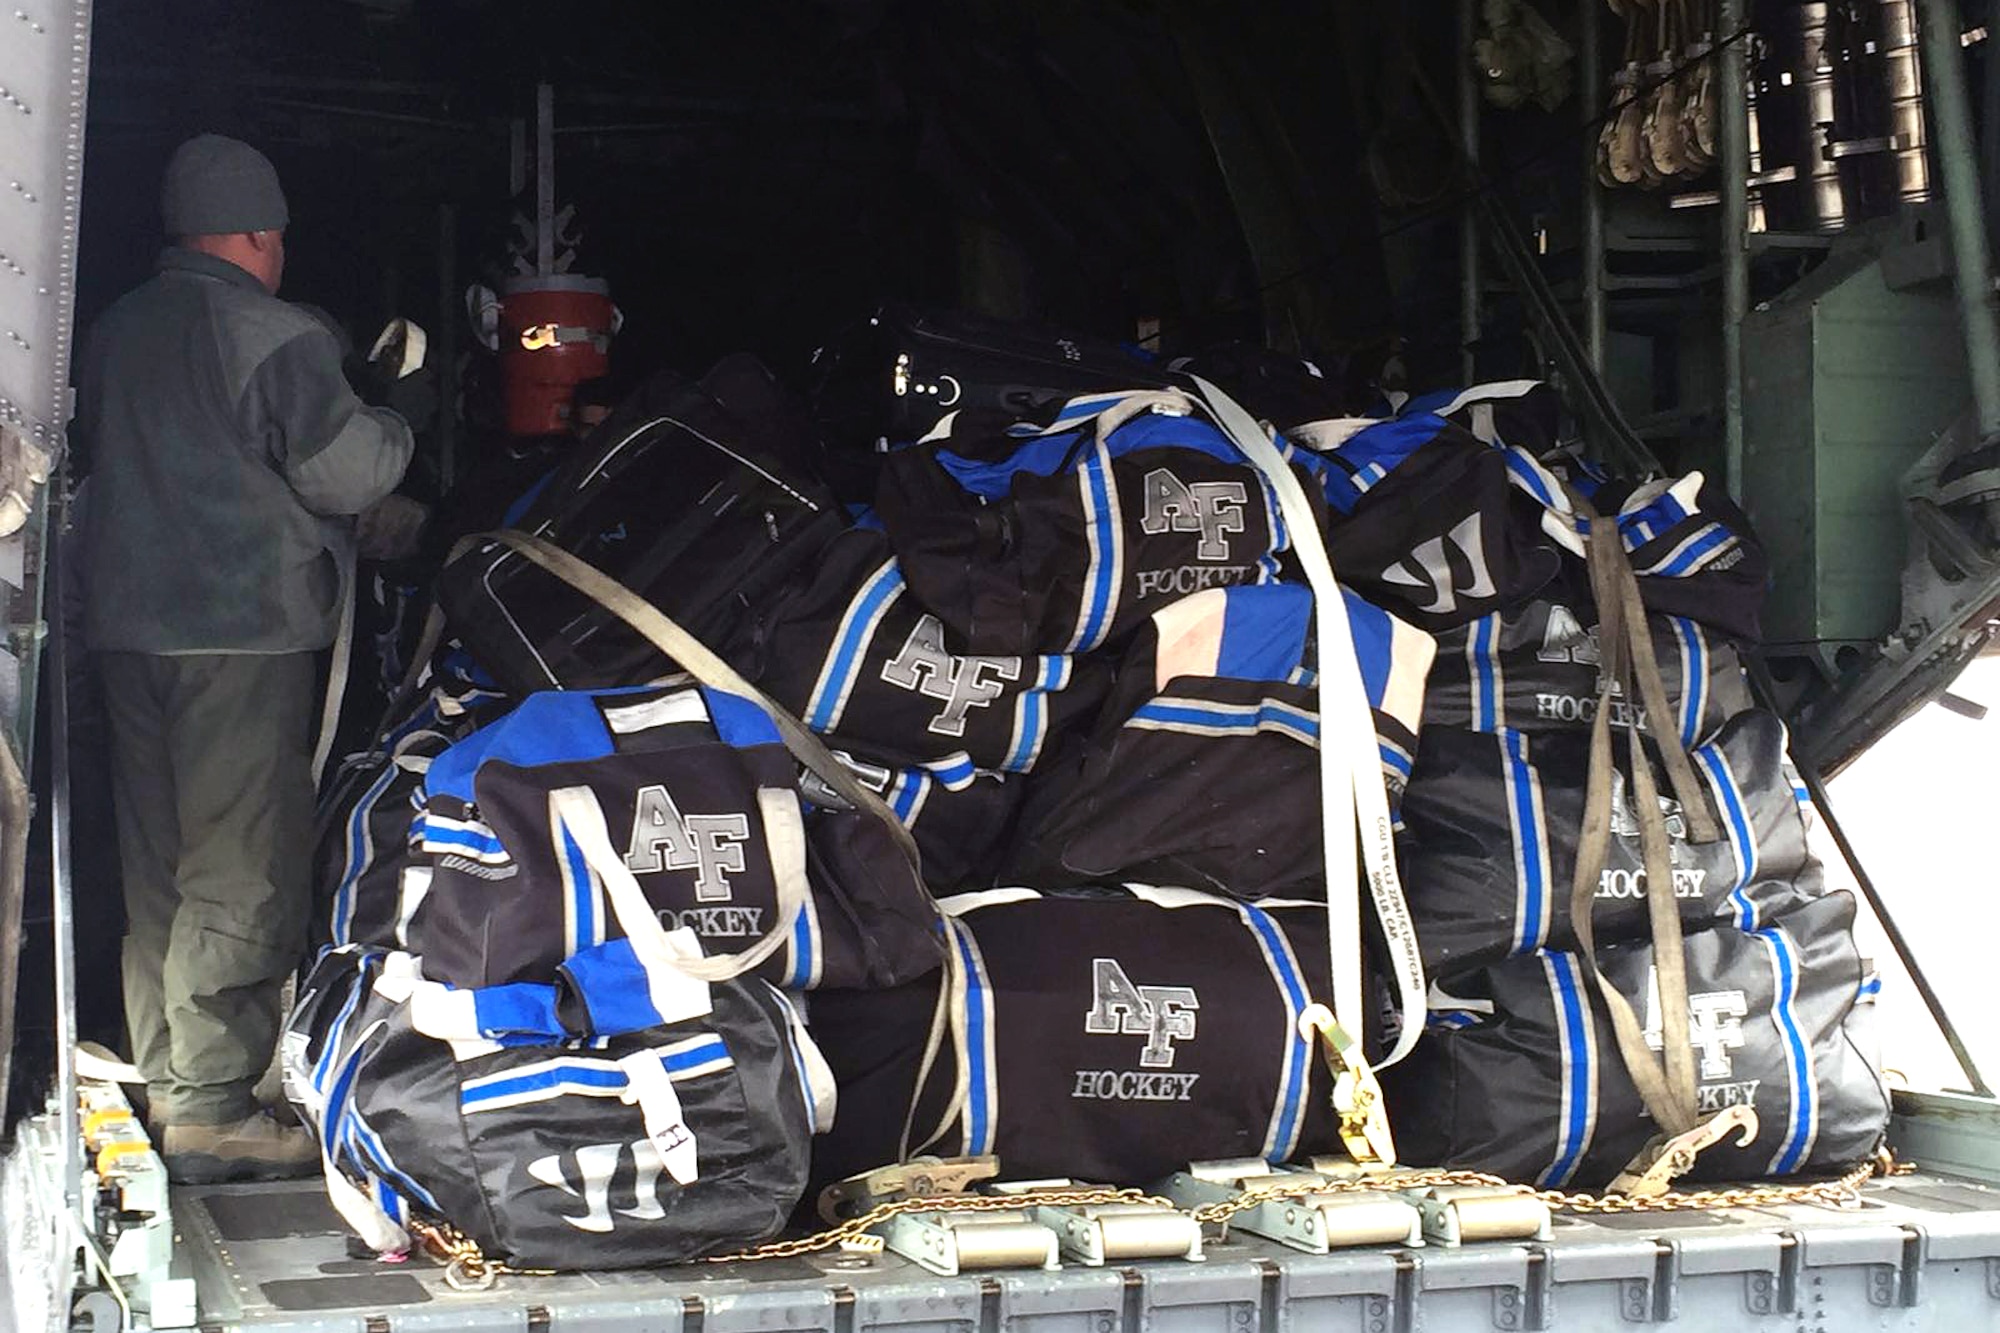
[{"left": 170, "top": 1171, "right": 2000, "bottom": 1332}]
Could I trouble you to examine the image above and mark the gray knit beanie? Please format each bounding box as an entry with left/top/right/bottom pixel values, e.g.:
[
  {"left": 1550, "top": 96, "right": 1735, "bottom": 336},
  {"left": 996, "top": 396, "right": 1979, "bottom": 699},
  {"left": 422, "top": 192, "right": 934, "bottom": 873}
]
[{"left": 160, "top": 135, "right": 289, "bottom": 237}]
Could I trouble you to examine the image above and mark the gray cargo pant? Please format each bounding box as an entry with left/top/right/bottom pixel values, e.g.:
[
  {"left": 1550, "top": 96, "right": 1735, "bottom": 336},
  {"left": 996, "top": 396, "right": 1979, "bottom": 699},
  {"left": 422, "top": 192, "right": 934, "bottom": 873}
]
[{"left": 97, "top": 651, "right": 315, "bottom": 1126}]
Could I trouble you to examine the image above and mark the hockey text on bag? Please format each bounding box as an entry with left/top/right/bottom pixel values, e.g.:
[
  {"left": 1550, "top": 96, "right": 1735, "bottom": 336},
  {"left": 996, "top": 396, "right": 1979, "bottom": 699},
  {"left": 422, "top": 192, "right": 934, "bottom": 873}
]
[
  {"left": 1533, "top": 604, "right": 1662, "bottom": 729},
  {"left": 1139, "top": 468, "right": 1249, "bottom": 561},
  {"left": 879, "top": 614, "right": 1023, "bottom": 737},
  {"left": 1381, "top": 512, "right": 1498, "bottom": 616},
  {"left": 623, "top": 785, "right": 751, "bottom": 901},
  {"left": 654, "top": 905, "right": 765, "bottom": 938}
]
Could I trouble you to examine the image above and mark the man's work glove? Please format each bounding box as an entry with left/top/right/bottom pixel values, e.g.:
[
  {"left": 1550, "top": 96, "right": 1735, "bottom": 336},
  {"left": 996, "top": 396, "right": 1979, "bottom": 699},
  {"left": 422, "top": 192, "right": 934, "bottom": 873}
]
[
  {"left": 355, "top": 317, "right": 438, "bottom": 433},
  {"left": 380, "top": 369, "right": 439, "bottom": 434}
]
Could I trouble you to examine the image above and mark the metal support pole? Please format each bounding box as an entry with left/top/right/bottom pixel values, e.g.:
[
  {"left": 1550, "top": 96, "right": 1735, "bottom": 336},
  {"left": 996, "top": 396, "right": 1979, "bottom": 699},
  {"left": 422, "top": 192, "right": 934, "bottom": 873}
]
[
  {"left": 436, "top": 202, "right": 459, "bottom": 493},
  {"left": 1458, "top": 0, "right": 1482, "bottom": 384},
  {"left": 48, "top": 476, "right": 80, "bottom": 1225},
  {"left": 535, "top": 82, "right": 555, "bottom": 278},
  {"left": 1720, "top": 0, "right": 1751, "bottom": 498},
  {"left": 1918, "top": 0, "right": 2000, "bottom": 436},
  {"left": 1580, "top": 0, "right": 1606, "bottom": 372}
]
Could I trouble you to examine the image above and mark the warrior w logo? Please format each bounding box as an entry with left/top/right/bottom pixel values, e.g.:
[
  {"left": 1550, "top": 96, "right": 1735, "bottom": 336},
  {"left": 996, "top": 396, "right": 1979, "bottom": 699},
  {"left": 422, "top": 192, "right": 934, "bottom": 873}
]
[
  {"left": 1084, "top": 958, "right": 1200, "bottom": 1068},
  {"left": 1381, "top": 512, "right": 1498, "bottom": 616},
  {"left": 880, "top": 614, "right": 1023, "bottom": 737},
  {"left": 1140, "top": 468, "right": 1248, "bottom": 561},
  {"left": 624, "top": 785, "right": 750, "bottom": 902}
]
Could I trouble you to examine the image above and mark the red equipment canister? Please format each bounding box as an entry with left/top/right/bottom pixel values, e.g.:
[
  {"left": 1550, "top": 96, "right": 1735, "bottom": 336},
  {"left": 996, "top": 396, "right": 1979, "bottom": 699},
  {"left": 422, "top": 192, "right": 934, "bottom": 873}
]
[{"left": 498, "top": 275, "right": 615, "bottom": 436}]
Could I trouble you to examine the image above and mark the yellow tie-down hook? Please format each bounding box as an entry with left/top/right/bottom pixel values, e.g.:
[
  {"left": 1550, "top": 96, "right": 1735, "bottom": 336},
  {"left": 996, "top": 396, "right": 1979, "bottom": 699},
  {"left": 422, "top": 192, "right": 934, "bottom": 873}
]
[
  {"left": 1610, "top": 1105, "right": 1760, "bottom": 1197},
  {"left": 1299, "top": 1003, "right": 1397, "bottom": 1168}
]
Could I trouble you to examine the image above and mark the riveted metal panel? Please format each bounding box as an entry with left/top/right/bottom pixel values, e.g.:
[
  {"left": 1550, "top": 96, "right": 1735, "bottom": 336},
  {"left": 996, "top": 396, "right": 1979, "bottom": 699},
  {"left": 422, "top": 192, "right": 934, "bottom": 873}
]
[
  {"left": 1132, "top": 1259, "right": 1262, "bottom": 1333},
  {"left": 699, "top": 1285, "right": 837, "bottom": 1333},
  {"left": 992, "top": 1269, "right": 1123, "bottom": 1333},
  {"left": 849, "top": 1277, "right": 981, "bottom": 1333},
  {"left": 0, "top": 0, "right": 89, "bottom": 458}
]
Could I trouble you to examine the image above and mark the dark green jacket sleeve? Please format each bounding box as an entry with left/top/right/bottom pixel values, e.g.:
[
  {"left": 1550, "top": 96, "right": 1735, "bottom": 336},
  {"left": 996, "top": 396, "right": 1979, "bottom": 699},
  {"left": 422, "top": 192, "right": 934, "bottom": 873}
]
[{"left": 242, "top": 327, "right": 415, "bottom": 517}]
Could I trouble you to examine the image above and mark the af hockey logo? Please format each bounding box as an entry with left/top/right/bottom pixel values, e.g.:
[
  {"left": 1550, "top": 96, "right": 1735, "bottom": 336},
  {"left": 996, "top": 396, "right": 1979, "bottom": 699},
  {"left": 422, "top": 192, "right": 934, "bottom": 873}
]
[
  {"left": 1075, "top": 958, "right": 1202, "bottom": 1102},
  {"left": 1608, "top": 769, "right": 1690, "bottom": 843},
  {"left": 1085, "top": 958, "right": 1200, "bottom": 1067},
  {"left": 1140, "top": 468, "right": 1248, "bottom": 561},
  {"left": 1531, "top": 604, "right": 1660, "bottom": 730},
  {"left": 1600, "top": 771, "right": 1706, "bottom": 899},
  {"left": 1381, "top": 512, "right": 1498, "bottom": 616},
  {"left": 624, "top": 785, "right": 750, "bottom": 902},
  {"left": 880, "top": 614, "right": 1023, "bottom": 737},
  {"left": 1642, "top": 970, "right": 1759, "bottom": 1112},
  {"left": 1536, "top": 604, "right": 1602, "bottom": 668}
]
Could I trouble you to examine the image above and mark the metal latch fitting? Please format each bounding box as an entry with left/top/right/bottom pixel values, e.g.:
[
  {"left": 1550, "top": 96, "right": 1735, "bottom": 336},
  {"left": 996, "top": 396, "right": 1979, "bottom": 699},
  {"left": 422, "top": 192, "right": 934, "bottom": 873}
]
[
  {"left": 984, "top": 1179, "right": 1204, "bottom": 1265},
  {"left": 1031, "top": 1201, "right": 1203, "bottom": 1265},
  {"left": 1407, "top": 1185, "right": 1552, "bottom": 1245},
  {"left": 1163, "top": 1166, "right": 1425, "bottom": 1254},
  {"left": 877, "top": 1209, "right": 1060, "bottom": 1276},
  {"left": 818, "top": 1155, "right": 1001, "bottom": 1222}
]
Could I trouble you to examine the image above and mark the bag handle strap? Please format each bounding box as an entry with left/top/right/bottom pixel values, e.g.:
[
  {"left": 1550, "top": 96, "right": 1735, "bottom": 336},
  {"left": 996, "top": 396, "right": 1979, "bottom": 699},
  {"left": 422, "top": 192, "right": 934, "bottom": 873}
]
[
  {"left": 1564, "top": 491, "right": 1702, "bottom": 1135},
  {"left": 901, "top": 917, "right": 973, "bottom": 1163},
  {"left": 551, "top": 784, "right": 809, "bottom": 987}
]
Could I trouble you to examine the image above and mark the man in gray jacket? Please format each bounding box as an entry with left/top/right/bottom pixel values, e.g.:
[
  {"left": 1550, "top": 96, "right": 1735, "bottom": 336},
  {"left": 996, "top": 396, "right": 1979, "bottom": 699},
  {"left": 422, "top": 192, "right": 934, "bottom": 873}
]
[{"left": 78, "top": 135, "right": 415, "bottom": 1182}]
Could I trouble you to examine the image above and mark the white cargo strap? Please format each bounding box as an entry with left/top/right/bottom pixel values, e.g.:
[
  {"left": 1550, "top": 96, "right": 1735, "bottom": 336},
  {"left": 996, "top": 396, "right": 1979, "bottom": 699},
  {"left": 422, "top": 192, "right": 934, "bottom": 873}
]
[
  {"left": 1188, "top": 376, "right": 1427, "bottom": 1068},
  {"left": 618, "top": 1050, "right": 701, "bottom": 1185},
  {"left": 550, "top": 783, "right": 807, "bottom": 992}
]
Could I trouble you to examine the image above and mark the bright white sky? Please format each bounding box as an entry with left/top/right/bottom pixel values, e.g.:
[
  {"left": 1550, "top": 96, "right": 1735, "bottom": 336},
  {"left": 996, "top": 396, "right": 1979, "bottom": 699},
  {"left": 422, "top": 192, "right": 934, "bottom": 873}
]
[{"left": 1817, "top": 654, "right": 2000, "bottom": 1093}]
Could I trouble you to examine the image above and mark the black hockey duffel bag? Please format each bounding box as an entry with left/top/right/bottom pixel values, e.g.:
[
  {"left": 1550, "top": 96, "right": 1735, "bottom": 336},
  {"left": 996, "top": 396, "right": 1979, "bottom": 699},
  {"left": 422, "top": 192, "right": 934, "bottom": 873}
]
[
  {"left": 1295, "top": 411, "right": 1565, "bottom": 632},
  {"left": 1422, "top": 583, "right": 1754, "bottom": 746},
  {"left": 1007, "top": 582, "right": 1434, "bottom": 899},
  {"left": 284, "top": 943, "right": 829, "bottom": 1269},
  {"left": 1397, "top": 708, "right": 1820, "bottom": 974},
  {"left": 807, "top": 303, "right": 1177, "bottom": 469},
  {"left": 412, "top": 532, "right": 945, "bottom": 992},
  {"left": 806, "top": 886, "right": 1347, "bottom": 1188},
  {"left": 1395, "top": 379, "right": 1564, "bottom": 455},
  {"left": 1386, "top": 891, "right": 1890, "bottom": 1188},
  {"left": 738, "top": 521, "right": 1109, "bottom": 776},
  {"left": 314, "top": 668, "right": 513, "bottom": 951},
  {"left": 875, "top": 387, "right": 1328, "bottom": 656},
  {"left": 405, "top": 678, "right": 942, "bottom": 992},
  {"left": 436, "top": 358, "right": 845, "bottom": 696}
]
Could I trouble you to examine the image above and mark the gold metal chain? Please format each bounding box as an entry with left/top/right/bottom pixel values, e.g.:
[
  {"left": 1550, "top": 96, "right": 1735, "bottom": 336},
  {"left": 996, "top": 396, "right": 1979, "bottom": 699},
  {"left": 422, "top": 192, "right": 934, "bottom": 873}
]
[
  {"left": 1187, "top": 1169, "right": 1507, "bottom": 1225},
  {"left": 409, "top": 1218, "right": 557, "bottom": 1292},
  {"left": 405, "top": 1153, "right": 1911, "bottom": 1285},
  {"left": 1535, "top": 1151, "right": 1908, "bottom": 1215}
]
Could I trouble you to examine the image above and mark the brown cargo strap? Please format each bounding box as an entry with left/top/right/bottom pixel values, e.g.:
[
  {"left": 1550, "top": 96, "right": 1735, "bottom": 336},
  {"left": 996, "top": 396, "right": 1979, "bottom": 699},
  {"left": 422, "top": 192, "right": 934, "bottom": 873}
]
[{"left": 1564, "top": 488, "right": 1720, "bottom": 1139}]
